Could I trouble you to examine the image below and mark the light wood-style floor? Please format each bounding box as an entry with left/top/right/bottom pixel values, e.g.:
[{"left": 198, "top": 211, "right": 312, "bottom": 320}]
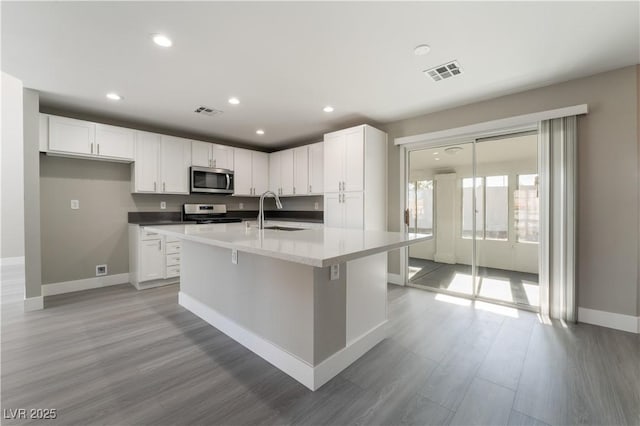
[{"left": 2, "top": 264, "right": 639, "bottom": 426}]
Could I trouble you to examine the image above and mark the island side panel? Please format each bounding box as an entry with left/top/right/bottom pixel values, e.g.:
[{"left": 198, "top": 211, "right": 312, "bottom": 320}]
[
  {"left": 312, "top": 265, "right": 346, "bottom": 365},
  {"left": 346, "top": 252, "right": 388, "bottom": 343},
  {"left": 179, "top": 240, "right": 316, "bottom": 364}
]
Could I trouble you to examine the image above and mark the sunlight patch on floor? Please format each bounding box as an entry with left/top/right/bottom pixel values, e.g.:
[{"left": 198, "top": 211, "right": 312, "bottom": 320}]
[
  {"left": 435, "top": 293, "right": 472, "bottom": 306},
  {"left": 523, "top": 282, "right": 540, "bottom": 307},
  {"left": 478, "top": 277, "right": 514, "bottom": 303},
  {"left": 446, "top": 272, "right": 473, "bottom": 295},
  {"left": 474, "top": 300, "right": 519, "bottom": 318}
]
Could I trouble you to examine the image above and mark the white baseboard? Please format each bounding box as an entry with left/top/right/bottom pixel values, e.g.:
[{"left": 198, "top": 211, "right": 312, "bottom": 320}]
[
  {"left": 434, "top": 253, "right": 455, "bottom": 264},
  {"left": 24, "top": 296, "right": 43, "bottom": 311},
  {"left": 179, "top": 291, "right": 387, "bottom": 391},
  {"left": 1, "top": 256, "right": 25, "bottom": 266},
  {"left": 578, "top": 307, "right": 639, "bottom": 334},
  {"left": 387, "top": 273, "right": 403, "bottom": 285},
  {"left": 42, "top": 273, "right": 130, "bottom": 296}
]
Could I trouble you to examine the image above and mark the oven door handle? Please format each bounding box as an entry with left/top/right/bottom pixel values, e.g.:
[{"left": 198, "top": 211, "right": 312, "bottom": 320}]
[{"left": 226, "top": 174, "right": 231, "bottom": 190}]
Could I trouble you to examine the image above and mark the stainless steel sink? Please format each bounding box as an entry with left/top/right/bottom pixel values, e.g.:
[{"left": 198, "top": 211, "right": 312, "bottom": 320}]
[{"left": 262, "top": 226, "right": 304, "bottom": 231}]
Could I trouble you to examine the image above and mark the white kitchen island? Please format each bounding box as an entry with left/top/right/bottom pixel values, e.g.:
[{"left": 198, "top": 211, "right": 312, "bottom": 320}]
[{"left": 146, "top": 222, "right": 429, "bottom": 390}]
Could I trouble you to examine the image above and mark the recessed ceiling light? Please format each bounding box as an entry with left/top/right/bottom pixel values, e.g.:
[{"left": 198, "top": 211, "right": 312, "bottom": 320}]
[
  {"left": 106, "top": 93, "right": 122, "bottom": 101},
  {"left": 433, "top": 152, "right": 439, "bottom": 155},
  {"left": 435, "top": 157, "right": 440, "bottom": 161},
  {"left": 323, "top": 106, "right": 334, "bottom": 113},
  {"left": 152, "top": 34, "right": 173, "bottom": 47},
  {"left": 228, "top": 97, "right": 240, "bottom": 105},
  {"left": 256, "top": 129, "right": 265, "bottom": 135},
  {"left": 445, "top": 146, "right": 463, "bottom": 155},
  {"left": 413, "top": 44, "right": 431, "bottom": 56}
]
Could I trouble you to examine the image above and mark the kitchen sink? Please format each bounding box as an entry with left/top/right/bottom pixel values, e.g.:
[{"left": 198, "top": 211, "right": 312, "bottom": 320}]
[{"left": 262, "top": 226, "right": 304, "bottom": 231}]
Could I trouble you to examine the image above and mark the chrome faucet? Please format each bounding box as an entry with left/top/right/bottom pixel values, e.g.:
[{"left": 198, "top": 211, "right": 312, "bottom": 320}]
[{"left": 257, "top": 191, "right": 283, "bottom": 229}]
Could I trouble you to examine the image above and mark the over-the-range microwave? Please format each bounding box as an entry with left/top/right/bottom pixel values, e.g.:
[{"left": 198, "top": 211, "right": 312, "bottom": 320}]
[{"left": 190, "top": 166, "right": 234, "bottom": 194}]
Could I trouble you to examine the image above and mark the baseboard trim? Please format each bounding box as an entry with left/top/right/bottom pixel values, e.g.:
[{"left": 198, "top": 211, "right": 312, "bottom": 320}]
[
  {"left": 387, "top": 273, "right": 403, "bottom": 285},
  {"left": 179, "top": 291, "right": 387, "bottom": 390},
  {"left": 24, "top": 296, "right": 43, "bottom": 311},
  {"left": 42, "top": 273, "right": 130, "bottom": 296},
  {"left": 434, "top": 254, "right": 455, "bottom": 264},
  {"left": 578, "top": 307, "right": 639, "bottom": 334},
  {"left": 1, "top": 256, "right": 25, "bottom": 266}
]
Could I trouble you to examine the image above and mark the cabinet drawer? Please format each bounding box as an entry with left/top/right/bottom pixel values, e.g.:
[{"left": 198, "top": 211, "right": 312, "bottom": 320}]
[
  {"left": 166, "top": 253, "right": 181, "bottom": 266},
  {"left": 165, "top": 265, "right": 180, "bottom": 278},
  {"left": 141, "top": 227, "right": 161, "bottom": 240},
  {"left": 165, "top": 241, "right": 181, "bottom": 254}
]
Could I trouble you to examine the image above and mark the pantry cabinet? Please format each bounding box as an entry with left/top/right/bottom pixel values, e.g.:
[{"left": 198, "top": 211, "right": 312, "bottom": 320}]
[{"left": 323, "top": 125, "right": 387, "bottom": 230}]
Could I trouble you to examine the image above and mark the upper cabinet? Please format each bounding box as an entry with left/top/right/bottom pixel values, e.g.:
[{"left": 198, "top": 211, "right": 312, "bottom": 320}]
[
  {"left": 324, "top": 126, "right": 364, "bottom": 193},
  {"left": 234, "top": 148, "right": 269, "bottom": 196},
  {"left": 131, "top": 132, "right": 191, "bottom": 194},
  {"left": 308, "top": 142, "right": 324, "bottom": 195},
  {"left": 46, "top": 115, "right": 134, "bottom": 161},
  {"left": 293, "top": 146, "right": 308, "bottom": 196},
  {"left": 270, "top": 149, "right": 294, "bottom": 196},
  {"left": 269, "top": 142, "right": 323, "bottom": 196},
  {"left": 191, "top": 141, "right": 234, "bottom": 170}
]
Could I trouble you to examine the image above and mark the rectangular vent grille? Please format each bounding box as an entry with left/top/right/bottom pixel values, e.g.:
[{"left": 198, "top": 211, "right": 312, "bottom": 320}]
[
  {"left": 424, "top": 61, "right": 463, "bottom": 81},
  {"left": 194, "top": 106, "right": 223, "bottom": 116}
]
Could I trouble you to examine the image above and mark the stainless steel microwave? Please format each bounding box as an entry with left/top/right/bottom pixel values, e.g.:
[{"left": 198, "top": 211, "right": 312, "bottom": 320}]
[{"left": 190, "top": 167, "right": 234, "bottom": 194}]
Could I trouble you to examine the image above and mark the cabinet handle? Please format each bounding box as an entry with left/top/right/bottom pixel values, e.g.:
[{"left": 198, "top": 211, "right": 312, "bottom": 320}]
[
  {"left": 90, "top": 143, "right": 93, "bottom": 154},
  {"left": 163, "top": 182, "right": 166, "bottom": 192},
  {"left": 154, "top": 182, "right": 157, "bottom": 191},
  {"left": 213, "top": 159, "right": 216, "bottom": 168},
  {"left": 209, "top": 158, "right": 212, "bottom": 168},
  {"left": 158, "top": 240, "right": 162, "bottom": 250},
  {"left": 293, "top": 187, "right": 296, "bottom": 195},
  {"left": 309, "top": 185, "right": 312, "bottom": 193},
  {"left": 97, "top": 144, "right": 100, "bottom": 155}
]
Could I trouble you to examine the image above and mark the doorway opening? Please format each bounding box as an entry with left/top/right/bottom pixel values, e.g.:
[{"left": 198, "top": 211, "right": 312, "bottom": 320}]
[{"left": 406, "top": 132, "right": 540, "bottom": 311}]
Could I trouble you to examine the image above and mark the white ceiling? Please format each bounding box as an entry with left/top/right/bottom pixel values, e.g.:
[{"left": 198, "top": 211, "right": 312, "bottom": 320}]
[{"left": 2, "top": 2, "right": 638, "bottom": 149}]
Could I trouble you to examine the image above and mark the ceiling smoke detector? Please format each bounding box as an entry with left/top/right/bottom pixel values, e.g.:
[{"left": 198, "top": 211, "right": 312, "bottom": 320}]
[
  {"left": 194, "top": 106, "right": 223, "bottom": 116},
  {"left": 424, "top": 61, "right": 463, "bottom": 82},
  {"left": 444, "top": 146, "right": 463, "bottom": 155}
]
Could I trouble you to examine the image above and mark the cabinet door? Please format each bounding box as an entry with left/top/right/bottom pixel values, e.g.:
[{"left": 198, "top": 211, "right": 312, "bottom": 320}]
[
  {"left": 233, "top": 148, "right": 253, "bottom": 195},
  {"left": 324, "top": 193, "right": 343, "bottom": 228},
  {"left": 212, "top": 144, "right": 234, "bottom": 170},
  {"left": 191, "top": 141, "right": 212, "bottom": 167},
  {"left": 293, "top": 146, "right": 309, "bottom": 195},
  {"left": 269, "top": 152, "right": 281, "bottom": 194},
  {"left": 323, "top": 133, "right": 343, "bottom": 193},
  {"left": 252, "top": 152, "right": 270, "bottom": 195},
  {"left": 160, "top": 136, "right": 191, "bottom": 194},
  {"left": 308, "top": 142, "right": 323, "bottom": 194},
  {"left": 95, "top": 124, "right": 134, "bottom": 160},
  {"left": 133, "top": 131, "right": 160, "bottom": 193},
  {"left": 280, "top": 149, "right": 295, "bottom": 195},
  {"left": 344, "top": 127, "right": 364, "bottom": 192},
  {"left": 343, "top": 191, "right": 364, "bottom": 229},
  {"left": 49, "top": 116, "right": 95, "bottom": 155},
  {"left": 140, "top": 239, "right": 164, "bottom": 282}
]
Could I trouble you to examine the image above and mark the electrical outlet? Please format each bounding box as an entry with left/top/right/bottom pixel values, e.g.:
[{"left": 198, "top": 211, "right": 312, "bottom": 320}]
[
  {"left": 70, "top": 199, "right": 79, "bottom": 210},
  {"left": 239, "top": 203, "right": 244, "bottom": 209},
  {"left": 160, "top": 201, "right": 166, "bottom": 209},
  {"left": 314, "top": 202, "right": 319, "bottom": 210},
  {"left": 231, "top": 249, "right": 238, "bottom": 265},
  {"left": 330, "top": 264, "right": 339, "bottom": 281},
  {"left": 96, "top": 264, "right": 107, "bottom": 276}
]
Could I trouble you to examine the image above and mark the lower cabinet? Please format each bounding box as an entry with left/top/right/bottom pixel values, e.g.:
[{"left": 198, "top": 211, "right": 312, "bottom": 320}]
[{"left": 129, "top": 225, "right": 181, "bottom": 290}]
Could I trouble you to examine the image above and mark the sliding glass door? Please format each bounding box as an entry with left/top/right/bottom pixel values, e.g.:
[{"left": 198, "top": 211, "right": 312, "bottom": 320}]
[{"left": 406, "top": 132, "right": 540, "bottom": 311}]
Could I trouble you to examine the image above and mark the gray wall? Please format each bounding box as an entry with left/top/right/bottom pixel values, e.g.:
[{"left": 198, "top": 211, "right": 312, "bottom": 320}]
[
  {"left": 1, "top": 72, "right": 24, "bottom": 259},
  {"left": 382, "top": 66, "right": 639, "bottom": 317},
  {"left": 23, "top": 89, "right": 42, "bottom": 298},
  {"left": 39, "top": 155, "right": 320, "bottom": 285}
]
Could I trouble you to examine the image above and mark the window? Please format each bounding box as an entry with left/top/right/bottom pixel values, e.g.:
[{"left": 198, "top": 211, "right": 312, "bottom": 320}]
[
  {"left": 462, "top": 175, "right": 508, "bottom": 240},
  {"left": 515, "top": 174, "right": 539, "bottom": 243},
  {"left": 408, "top": 180, "right": 433, "bottom": 235}
]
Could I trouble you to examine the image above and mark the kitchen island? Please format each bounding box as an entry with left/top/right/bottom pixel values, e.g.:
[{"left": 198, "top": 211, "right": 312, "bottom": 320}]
[{"left": 146, "top": 222, "right": 428, "bottom": 390}]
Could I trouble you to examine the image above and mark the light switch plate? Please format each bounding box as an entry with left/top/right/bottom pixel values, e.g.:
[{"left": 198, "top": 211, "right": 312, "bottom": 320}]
[
  {"left": 70, "top": 200, "right": 79, "bottom": 210},
  {"left": 160, "top": 201, "right": 166, "bottom": 209},
  {"left": 231, "top": 249, "right": 238, "bottom": 265},
  {"left": 330, "top": 264, "right": 339, "bottom": 280}
]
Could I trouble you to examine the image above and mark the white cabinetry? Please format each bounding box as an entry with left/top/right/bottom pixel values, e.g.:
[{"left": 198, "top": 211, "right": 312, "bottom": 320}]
[
  {"left": 293, "top": 146, "right": 309, "bottom": 196},
  {"left": 46, "top": 115, "right": 134, "bottom": 161},
  {"left": 131, "top": 132, "right": 191, "bottom": 194},
  {"left": 129, "top": 225, "right": 182, "bottom": 290},
  {"left": 192, "top": 141, "right": 234, "bottom": 170},
  {"left": 324, "top": 125, "right": 387, "bottom": 230},
  {"left": 270, "top": 149, "right": 294, "bottom": 195},
  {"left": 308, "top": 142, "right": 324, "bottom": 195},
  {"left": 234, "top": 148, "right": 269, "bottom": 196}
]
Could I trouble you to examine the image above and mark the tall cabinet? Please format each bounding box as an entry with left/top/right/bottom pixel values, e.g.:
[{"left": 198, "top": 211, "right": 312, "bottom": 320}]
[{"left": 323, "top": 125, "right": 387, "bottom": 230}]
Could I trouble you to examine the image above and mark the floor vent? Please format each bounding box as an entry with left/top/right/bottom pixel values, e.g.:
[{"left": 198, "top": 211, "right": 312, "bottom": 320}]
[
  {"left": 424, "top": 61, "right": 463, "bottom": 81},
  {"left": 194, "top": 106, "right": 223, "bottom": 116}
]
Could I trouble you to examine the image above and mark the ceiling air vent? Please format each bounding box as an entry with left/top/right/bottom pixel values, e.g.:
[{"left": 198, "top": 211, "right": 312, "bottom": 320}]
[
  {"left": 194, "top": 106, "right": 223, "bottom": 116},
  {"left": 424, "top": 61, "right": 463, "bottom": 82}
]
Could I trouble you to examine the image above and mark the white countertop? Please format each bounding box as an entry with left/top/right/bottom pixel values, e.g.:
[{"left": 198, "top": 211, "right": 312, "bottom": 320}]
[{"left": 145, "top": 222, "right": 429, "bottom": 267}]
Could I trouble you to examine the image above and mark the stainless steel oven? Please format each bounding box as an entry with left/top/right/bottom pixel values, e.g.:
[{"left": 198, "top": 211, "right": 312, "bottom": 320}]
[{"left": 190, "top": 167, "right": 234, "bottom": 194}]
